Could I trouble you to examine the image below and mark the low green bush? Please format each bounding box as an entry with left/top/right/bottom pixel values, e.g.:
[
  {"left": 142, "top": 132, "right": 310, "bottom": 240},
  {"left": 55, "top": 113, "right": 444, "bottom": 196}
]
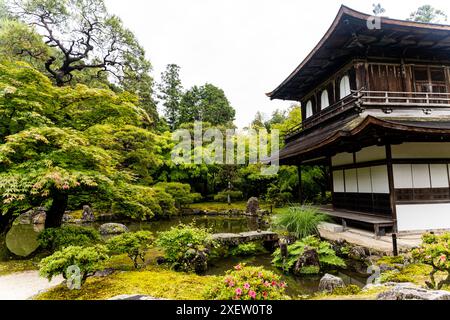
[
  {"left": 39, "top": 245, "right": 109, "bottom": 286},
  {"left": 412, "top": 232, "right": 450, "bottom": 289},
  {"left": 106, "top": 231, "right": 153, "bottom": 268},
  {"left": 154, "top": 182, "right": 202, "bottom": 208},
  {"left": 272, "top": 206, "right": 328, "bottom": 239},
  {"left": 272, "top": 236, "right": 345, "bottom": 274},
  {"left": 213, "top": 190, "right": 244, "bottom": 202},
  {"left": 206, "top": 264, "right": 288, "bottom": 300},
  {"left": 229, "top": 242, "right": 267, "bottom": 257},
  {"left": 38, "top": 226, "right": 101, "bottom": 251},
  {"left": 155, "top": 224, "right": 216, "bottom": 271}
]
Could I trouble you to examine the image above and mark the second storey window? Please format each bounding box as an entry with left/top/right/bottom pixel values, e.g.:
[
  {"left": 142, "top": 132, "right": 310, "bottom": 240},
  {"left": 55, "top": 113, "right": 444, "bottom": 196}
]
[
  {"left": 340, "top": 75, "right": 351, "bottom": 98},
  {"left": 305, "top": 100, "right": 313, "bottom": 118},
  {"left": 321, "top": 90, "right": 330, "bottom": 110}
]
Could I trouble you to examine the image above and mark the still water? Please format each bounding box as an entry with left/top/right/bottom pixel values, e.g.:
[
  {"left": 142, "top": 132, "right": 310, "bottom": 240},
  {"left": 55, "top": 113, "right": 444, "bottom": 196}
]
[{"left": 5, "top": 215, "right": 369, "bottom": 296}]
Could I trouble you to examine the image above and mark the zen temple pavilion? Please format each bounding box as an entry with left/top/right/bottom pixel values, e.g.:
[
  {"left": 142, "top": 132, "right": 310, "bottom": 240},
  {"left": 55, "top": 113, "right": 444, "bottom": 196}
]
[{"left": 268, "top": 6, "right": 450, "bottom": 235}]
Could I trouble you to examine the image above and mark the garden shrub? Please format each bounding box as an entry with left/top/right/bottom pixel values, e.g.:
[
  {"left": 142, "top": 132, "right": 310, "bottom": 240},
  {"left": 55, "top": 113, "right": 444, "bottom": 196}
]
[
  {"left": 272, "top": 236, "right": 345, "bottom": 274},
  {"left": 206, "top": 264, "right": 287, "bottom": 300},
  {"left": 38, "top": 226, "right": 101, "bottom": 251},
  {"left": 213, "top": 190, "right": 244, "bottom": 202},
  {"left": 272, "top": 206, "right": 328, "bottom": 239},
  {"left": 228, "top": 242, "right": 267, "bottom": 257},
  {"left": 412, "top": 232, "right": 450, "bottom": 289},
  {"left": 106, "top": 231, "right": 153, "bottom": 268},
  {"left": 154, "top": 182, "right": 202, "bottom": 208},
  {"left": 155, "top": 224, "right": 216, "bottom": 272},
  {"left": 39, "top": 245, "right": 109, "bottom": 285},
  {"left": 265, "top": 184, "right": 292, "bottom": 208}
]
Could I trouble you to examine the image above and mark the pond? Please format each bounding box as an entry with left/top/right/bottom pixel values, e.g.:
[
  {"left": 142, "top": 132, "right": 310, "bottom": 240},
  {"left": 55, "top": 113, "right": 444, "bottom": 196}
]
[{"left": 5, "top": 214, "right": 370, "bottom": 296}]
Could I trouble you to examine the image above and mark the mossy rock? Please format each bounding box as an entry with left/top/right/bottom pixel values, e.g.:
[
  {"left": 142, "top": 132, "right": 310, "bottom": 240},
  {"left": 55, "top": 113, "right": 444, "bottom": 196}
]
[{"left": 5, "top": 224, "right": 41, "bottom": 257}]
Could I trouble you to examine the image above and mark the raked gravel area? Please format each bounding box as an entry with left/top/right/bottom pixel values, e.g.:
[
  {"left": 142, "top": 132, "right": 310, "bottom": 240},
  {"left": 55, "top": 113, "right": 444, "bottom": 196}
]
[{"left": 0, "top": 271, "right": 63, "bottom": 300}]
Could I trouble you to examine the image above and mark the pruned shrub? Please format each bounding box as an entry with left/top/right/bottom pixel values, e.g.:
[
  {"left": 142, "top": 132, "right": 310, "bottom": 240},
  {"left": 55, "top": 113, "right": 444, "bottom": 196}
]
[
  {"left": 154, "top": 182, "right": 202, "bottom": 208},
  {"left": 412, "top": 232, "right": 450, "bottom": 289},
  {"left": 272, "top": 236, "right": 345, "bottom": 274},
  {"left": 213, "top": 190, "right": 244, "bottom": 202},
  {"left": 38, "top": 226, "right": 101, "bottom": 251},
  {"left": 155, "top": 224, "right": 216, "bottom": 272},
  {"left": 106, "top": 231, "right": 153, "bottom": 268},
  {"left": 206, "top": 264, "right": 287, "bottom": 300},
  {"left": 39, "top": 245, "right": 109, "bottom": 286}
]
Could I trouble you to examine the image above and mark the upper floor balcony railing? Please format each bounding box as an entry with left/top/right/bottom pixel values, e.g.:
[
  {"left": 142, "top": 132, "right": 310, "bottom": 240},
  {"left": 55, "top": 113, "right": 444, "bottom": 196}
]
[{"left": 284, "top": 89, "right": 450, "bottom": 140}]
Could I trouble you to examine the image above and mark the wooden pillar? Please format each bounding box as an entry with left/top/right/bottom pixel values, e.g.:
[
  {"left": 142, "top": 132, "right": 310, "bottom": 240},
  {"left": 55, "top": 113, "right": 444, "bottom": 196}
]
[
  {"left": 386, "top": 144, "right": 398, "bottom": 233},
  {"left": 328, "top": 157, "right": 335, "bottom": 209}
]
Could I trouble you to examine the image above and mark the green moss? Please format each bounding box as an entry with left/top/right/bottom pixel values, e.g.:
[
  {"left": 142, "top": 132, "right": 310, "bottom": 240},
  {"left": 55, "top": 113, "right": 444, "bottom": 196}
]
[
  {"left": 35, "top": 265, "right": 219, "bottom": 300},
  {"left": 0, "top": 259, "right": 39, "bottom": 276},
  {"left": 380, "top": 263, "right": 436, "bottom": 284},
  {"left": 312, "top": 286, "right": 388, "bottom": 300},
  {"left": 376, "top": 255, "right": 405, "bottom": 267}
]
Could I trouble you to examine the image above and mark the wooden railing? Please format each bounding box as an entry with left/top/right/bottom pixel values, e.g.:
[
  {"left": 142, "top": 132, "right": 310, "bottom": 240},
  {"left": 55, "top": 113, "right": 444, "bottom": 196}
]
[
  {"left": 360, "top": 90, "right": 450, "bottom": 107},
  {"left": 284, "top": 90, "right": 362, "bottom": 139},
  {"left": 284, "top": 89, "right": 450, "bottom": 140}
]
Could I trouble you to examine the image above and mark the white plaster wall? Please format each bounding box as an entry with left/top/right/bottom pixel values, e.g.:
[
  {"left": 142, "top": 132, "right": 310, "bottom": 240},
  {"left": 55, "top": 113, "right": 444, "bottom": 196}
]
[
  {"left": 355, "top": 146, "right": 386, "bottom": 163},
  {"left": 357, "top": 167, "right": 372, "bottom": 193},
  {"left": 371, "top": 166, "right": 390, "bottom": 194},
  {"left": 393, "top": 164, "right": 413, "bottom": 189},
  {"left": 344, "top": 169, "right": 358, "bottom": 192},
  {"left": 412, "top": 164, "right": 431, "bottom": 188},
  {"left": 333, "top": 170, "right": 345, "bottom": 192},
  {"left": 332, "top": 152, "right": 354, "bottom": 166},
  {"left": 392, "top": 142, "right": 450, "bottom": 159},
  {"left": 397, "top": 203, "right": 450, "bottom": 232},
  {"left": 430, "top": 164, "right": 450, "bottom": 188}
]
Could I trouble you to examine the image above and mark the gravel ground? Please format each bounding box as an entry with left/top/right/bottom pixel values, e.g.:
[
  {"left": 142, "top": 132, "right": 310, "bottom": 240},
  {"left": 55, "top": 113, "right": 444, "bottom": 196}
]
[{"left": 0, "top": 271, "right": 63, "bottom": 300}]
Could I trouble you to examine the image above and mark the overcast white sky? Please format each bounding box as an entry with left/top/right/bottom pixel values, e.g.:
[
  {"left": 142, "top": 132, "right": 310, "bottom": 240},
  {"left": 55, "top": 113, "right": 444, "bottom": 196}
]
[{"left": 104, "top": 0, "right": 450, "bottom": 128}]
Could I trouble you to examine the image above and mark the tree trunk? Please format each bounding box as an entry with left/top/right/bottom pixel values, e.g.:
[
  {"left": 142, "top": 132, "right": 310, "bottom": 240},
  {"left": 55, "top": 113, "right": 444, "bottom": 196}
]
[
  {"left": 0, "top": 209, "right": 15, "bottom": 236},
  {"left": 45, "top": 191, "right": 69, "bottom": 228}
]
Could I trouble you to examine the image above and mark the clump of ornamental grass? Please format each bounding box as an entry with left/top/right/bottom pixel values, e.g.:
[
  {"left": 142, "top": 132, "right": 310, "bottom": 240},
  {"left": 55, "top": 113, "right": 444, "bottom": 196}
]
[{"left": 272, "top": 206, "right": 328, "bottom": 239}]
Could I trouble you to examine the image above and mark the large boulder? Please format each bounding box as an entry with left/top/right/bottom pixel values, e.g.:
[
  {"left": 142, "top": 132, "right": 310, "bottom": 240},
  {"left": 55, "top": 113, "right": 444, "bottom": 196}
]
[
  {"left": 377, "top": 283, "right": 450, "bottom": 300},
  {"left": 246, "top": 197, "right": 259, "bottom": 215},
  {"left": 348, "top": 246, "right": 367, "bottom": 261},
  {"left": 318, "top": 274, "right": 345, "bottom": 293},
  {"left": 294, "top": 247, "right": 320, "bottom": 275},
  {"left": 14, "top": 207, "right": 46, "bottom": 225},
  {"left": 99, "top": 223, "right": 129, "bottom": 235},
  {"left": 82, "top": 205, "right": 95, "bottom": 222}
]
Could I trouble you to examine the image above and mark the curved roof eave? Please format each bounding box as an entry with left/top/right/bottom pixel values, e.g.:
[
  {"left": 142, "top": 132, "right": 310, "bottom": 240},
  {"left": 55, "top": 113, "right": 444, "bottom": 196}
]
[{"left": 267, "top": 5, "right": 450, "bottom": 101}]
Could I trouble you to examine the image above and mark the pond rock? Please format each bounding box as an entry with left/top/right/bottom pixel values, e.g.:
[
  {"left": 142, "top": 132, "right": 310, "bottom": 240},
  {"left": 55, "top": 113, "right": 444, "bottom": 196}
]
[
  {"left": 377, "top": 283, "right": 450, "bottom": 300},
  {"left": 294, "top": 248, "right": 320, "bottom": 275},
  {"left": 14, "top": 207, "right": 46, "bottom": 225},
  {"left": 348, "top": 246, "right": 367, "bottom": 261},
  {"left": 82, "top": 205, "right": 95, "bottom": 222},
  {"left": 318, "top": 274, "right": 345, "bottom": 293},
  {"left": 246, "top": 197, "right": 259, "bottom": 215},
  {"left": 99, "top": 223, "right": 129, "bottom": 235}
]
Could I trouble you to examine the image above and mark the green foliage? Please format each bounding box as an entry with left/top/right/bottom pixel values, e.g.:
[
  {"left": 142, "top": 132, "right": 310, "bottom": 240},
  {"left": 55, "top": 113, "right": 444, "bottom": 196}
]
[
  {"left": 154, "top": 182, "right": 202, "bottom": 208},
  {"left": 106, "top": 231, "right": 153, "bottom": 268},
  {"left": 379, "top": 263, "right": 432, "bottom": 284},
  {"left": 179, "top": 83, "right": 235, "bottom": 127},
  {"left": 157, "top": 64, "right": 183, "bottom": 130},
  {"left": 228, "top": 242, "right": 267, "bottom": 257},
  {"left": 272, "top": 206, "right": 328, "bottom": 239},
  {"left": 38, "top": 226, "right": 100, "bottom": 251},
  {"left": 272, "top": 236, "right": 345, "bottom": 274},
  {"left": 408, "top": 5, "right": 447, "bottom": 23},
  {"left": 155, "top": 224, "right": 215, "bottom": 270},
  {"left": 39, "top": 245, "right": 109, "bottom": 284},
  {"left": 213, "top": 190, "right": 243, "bottom": 202},
  {"left": 412, "top": 233, "right": 450, "bottom": 289},
  {"left": 206, "top": 264, "right": 287, "bottom": 300}
]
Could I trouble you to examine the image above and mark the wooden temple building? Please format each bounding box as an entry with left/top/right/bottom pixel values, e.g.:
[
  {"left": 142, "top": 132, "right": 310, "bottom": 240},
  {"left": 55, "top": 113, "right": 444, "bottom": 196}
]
[{"left": 267, "top": 6, "right": 450, "bottom": 235}]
